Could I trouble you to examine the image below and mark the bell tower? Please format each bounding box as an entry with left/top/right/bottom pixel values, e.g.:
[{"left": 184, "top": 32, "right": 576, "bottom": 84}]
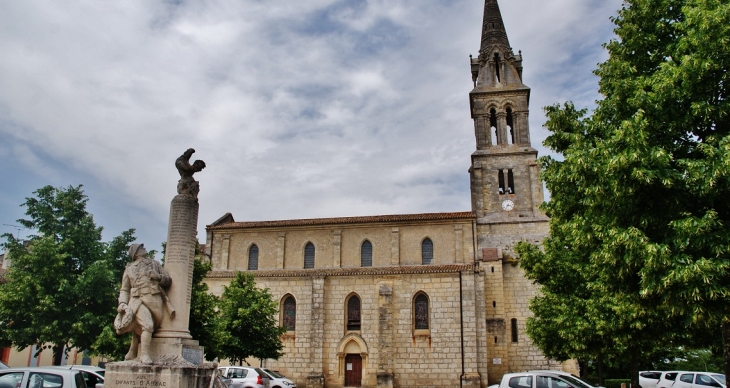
[
  {"left": 468, "top": 0, "right": 546, "bottom": 223},
  {"left": 468, "top": 2, "right": 552, "bottom": 382}
]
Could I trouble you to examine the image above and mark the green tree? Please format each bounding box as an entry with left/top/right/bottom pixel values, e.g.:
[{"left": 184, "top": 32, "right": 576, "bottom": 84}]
[
  {"left": 218, "top": 272, "right": 285, "bottom": 365},
  {"left": 517, "top": 0, "right": 730, "bottom": 383},
  {"left": 0, "top": 185, "right": 136, "bottom": 364},
  {"left": 190, "top": 254, "right": 222, "bottom": 361}
]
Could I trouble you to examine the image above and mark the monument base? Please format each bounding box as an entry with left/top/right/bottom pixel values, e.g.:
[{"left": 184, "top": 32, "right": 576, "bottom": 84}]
[
  {"left": 148, "top": 338, "right": 204, "bottom": 365},
  {"left": 104, "top": 361, "right": 225, "bottom": 388}
]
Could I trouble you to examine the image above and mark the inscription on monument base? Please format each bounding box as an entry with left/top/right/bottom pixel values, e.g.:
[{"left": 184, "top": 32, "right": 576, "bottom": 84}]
[{"left": 114, "top": 374, "right": 169, "bottom": 387}]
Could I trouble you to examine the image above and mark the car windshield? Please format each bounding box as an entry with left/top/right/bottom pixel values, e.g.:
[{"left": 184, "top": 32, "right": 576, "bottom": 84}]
[
  {"left": 561, "top": 375, "right": 594, "bottom": 388},
  {"left": 264, "top": 369, "right": 284, "bottom": 378},
  {"left": 712, "top": 375, "right": 725, "bottom": 385}
]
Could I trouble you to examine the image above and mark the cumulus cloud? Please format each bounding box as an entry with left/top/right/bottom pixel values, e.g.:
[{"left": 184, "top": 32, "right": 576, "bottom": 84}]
[{"left": 0, "top": 0, "right": 623, "bottom": 247}]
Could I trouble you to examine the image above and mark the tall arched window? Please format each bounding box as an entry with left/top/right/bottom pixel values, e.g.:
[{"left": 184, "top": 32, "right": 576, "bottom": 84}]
[
  {"left": 346, "top": 295, "right": 361, "bottom": 331},
  {"left": 282, "top": 295, "right": 296, "bottom": 331},
  {"left": 506, "top": 107, "right": 514, "bottom": 144},
  {"left": 414, "top": 293, "right": 430, "bottom": 330},
  {"left": 422, "top": 238, "right": 433, "bottom": 265},
  {"left": 361, "top": 240, "right": 372, "bottom": 267},
  {"left": 304, "top": 242, "right": 315, "bottom": 269},
  {"left": 490, "top": 108, "right": 498, "bottom": 145},
  {"left": 248, "top": 244, "right": 259, "bottom": 270}
]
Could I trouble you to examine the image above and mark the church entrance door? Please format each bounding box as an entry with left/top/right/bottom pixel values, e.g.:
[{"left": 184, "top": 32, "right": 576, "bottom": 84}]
[{"left": 344, "top": 354, "right": 362, "bottom": 387}]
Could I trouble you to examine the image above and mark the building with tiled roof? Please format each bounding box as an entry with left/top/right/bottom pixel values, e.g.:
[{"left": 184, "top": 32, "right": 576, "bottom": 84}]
[{"left": 203, "top": 1, "right": 576, "bottom": 387}]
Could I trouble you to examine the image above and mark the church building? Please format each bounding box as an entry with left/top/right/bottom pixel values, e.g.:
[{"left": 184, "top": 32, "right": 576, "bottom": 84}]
[{"left": 203, "top": 1, "right": 575, "bottom": 387}]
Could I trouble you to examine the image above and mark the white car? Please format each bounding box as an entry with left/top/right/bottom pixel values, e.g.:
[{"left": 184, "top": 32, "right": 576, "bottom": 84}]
[
  {"left": 218, "top": 366, "right": 270, "bottom": 388},
  {"left": 529, "top": 371, "right": 601, "bottom": 388},
  {"left": 261, "top": 369, "right": 296, "bottom": 388},
  {"left": 0, "top": 367, "right": 87, "bottom": 388},
  {"left": 673, "top": 372, "right": 726, "bottom": 388},
  {"left": 641, "top": 371, "right": 665, "bottom": 388},
  {"left": 50, "top": 365, "right": 105, "bottom": 387},
  {"left": 657, "top": 371, "right": 685, "bottom": 388},
  {"left": 495, "top": 371, "right": 597, "bottom": 388}
]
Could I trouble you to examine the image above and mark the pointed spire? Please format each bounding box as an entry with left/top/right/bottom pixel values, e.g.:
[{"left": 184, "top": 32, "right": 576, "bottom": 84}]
[{"left": 479, "top": 0, "right": 511, "bottom": 56}]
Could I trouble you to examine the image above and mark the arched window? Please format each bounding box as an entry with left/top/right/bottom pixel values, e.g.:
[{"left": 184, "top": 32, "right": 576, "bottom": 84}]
[
  {"left": 304, "top": 242, "right": 315, "bottom": 269},
  {"left": 346, "top": 295, "right": 361, "bottom": 331},
  {"left": 422, "top": 238, "right": 433, "bottom": 265},
  {"left": 361, "top": 240, "right": 372, "bottom": 267},
  {"left": 248, "top": 244, "right": 259, "bottom": 270},
  {"left": 493, "top": 52, "right": 502, "bottom": 83},
  {"left": 490, "top": 108, "right": 498, "bottom": 145},
  {"left": 511, "top": 318, "right": 518, "bottom": 342},
  {"left": 282, "top": 295, "right": 296, "bottom": 331},
  {"left": 414, "top": 293, "right": 429, "bottom": 330},
  {"left": 506, "top": 107, "right": 514, "bottom": 144},
  {"left": 498, "top": 169, "right": 506, "bottom": 194}
]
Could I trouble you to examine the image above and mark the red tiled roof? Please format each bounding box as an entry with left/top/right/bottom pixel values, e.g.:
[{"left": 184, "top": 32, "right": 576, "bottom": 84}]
[
  {"left": 207, "top": 212, "right": 475, "bottom": 230},
  {"left": 206, "top": 264, "right": 474, "bottom": 279}
]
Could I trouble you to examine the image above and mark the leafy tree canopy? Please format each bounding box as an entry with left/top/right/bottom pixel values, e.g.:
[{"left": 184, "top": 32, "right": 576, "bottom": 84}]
[
  {"left": 517, "top": 0, "right": 730, "bottom": 382},
  {"left": 218, "top": 272, "right": 285, "bottom": 364},
  {"left": 0, "top": 185, "right": 135, "bottom": 364}
]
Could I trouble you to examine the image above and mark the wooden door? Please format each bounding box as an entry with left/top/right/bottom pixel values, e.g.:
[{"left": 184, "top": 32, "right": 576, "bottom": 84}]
[{"left": 344, "top": 354, "right": 362, "bottom": 387}]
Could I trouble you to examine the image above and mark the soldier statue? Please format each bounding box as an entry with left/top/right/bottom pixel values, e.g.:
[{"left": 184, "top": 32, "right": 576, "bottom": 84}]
[{"left": 114, "top": 243, "right": 175, "bottom": 364}]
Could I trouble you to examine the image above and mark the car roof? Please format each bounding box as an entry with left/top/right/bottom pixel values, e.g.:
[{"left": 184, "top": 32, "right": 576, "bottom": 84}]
[{"left": 2, "top": 367, "right": 79, "bottom": 374}]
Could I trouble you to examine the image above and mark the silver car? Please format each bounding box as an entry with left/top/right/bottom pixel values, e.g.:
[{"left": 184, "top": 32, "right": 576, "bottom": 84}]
[
  {"left": 261, "top": 369, "right": 296, "bottom": 388},
  {"left": 218, "top": 366, "right": 270, "bottom": 388},
  {"left": 0, "top": 367, "right": 87, "bottom": 388},
  {"left": 50, "top": 366, "right": 104, "bottom": 387}
]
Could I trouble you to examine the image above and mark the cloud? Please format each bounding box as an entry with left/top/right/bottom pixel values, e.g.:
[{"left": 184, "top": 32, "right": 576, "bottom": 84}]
[{"left": 0, "top": 0, "right": 623, "bottom": 247}]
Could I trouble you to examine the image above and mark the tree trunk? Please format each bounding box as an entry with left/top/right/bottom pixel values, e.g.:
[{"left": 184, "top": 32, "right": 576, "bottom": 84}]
[
  {"left": 630, "top": 350, "right": 640, "bottom": 388},
  {"left": 597, "top": 354, "right": 605, "bottom": 387},
  {"left": 52, "top": 344, "right": 64, "bottom": 366},
  {"left": 722, "top": 320, "right": 730, "bottom": 384}
]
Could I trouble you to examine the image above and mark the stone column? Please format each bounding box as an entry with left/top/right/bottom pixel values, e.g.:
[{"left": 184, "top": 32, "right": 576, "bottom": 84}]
[
  {"left": 156, "top": 193, "right": 197, "bottom": 340},
  {"left": 277, "top": 232, "right": 286, "bottom": 269},
  {"left": 461, "top": 271, "right": 481, "bottom": 388},
  {"left": 390, "top": 228, "right": 400, "bottom": 265},
  {"left": 333, "top": 229, "right": 342, "bottom": 267},
  {"left": 307, "top": 276, "right": 326, "bottom": 388},
  {"left": 377, "top": 282, "right": 394, "bottom": 388},
  {"left": 496, "top": 112, "right": 507, "bottom": 146}
]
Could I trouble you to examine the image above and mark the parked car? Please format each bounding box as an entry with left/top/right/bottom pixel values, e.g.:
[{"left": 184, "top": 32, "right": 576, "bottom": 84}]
[
  {"left": 50, "top": 365, "right": 105, "bottom": 387},
  {"left": 0, "top": 367, "right": 87, "bottom": 388},
  {"left": 493, "top": 371, "right": 599, "bottom": 388},
  {"left": 673, "top": 372, "right": 726, "bottom": 388},
  {"left": 261, "top": 369, "right": 296, "bottom": 388},
  {"left": 529, "top": 370, "right": 602, "bottom": 388},
  {"left": 657, "top": 371, "right": 685, "bottom": 388},
  {"left": 218, "top": 366, "right": 270, "bottom": 388},
  {"left": 0, "top": 362, "right": 7, "bottom": 370},
  {"left": 641, "top": 371, "right": 665, "bottom": 388}
]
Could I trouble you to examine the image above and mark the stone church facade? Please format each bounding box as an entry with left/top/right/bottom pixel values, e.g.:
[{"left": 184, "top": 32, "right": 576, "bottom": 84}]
[{"left": 203, "top": 1, "right": 576, "bottom": 387}]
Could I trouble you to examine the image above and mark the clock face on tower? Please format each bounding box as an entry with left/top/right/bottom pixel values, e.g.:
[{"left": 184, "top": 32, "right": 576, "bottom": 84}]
[{"left": 501, "top": 199, "right": 514, "bottom": 211}]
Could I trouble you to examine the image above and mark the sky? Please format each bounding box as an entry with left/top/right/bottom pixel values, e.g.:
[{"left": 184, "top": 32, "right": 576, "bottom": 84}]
[{"left": 0, "top": 0, "right": 624, "bottom": 250}]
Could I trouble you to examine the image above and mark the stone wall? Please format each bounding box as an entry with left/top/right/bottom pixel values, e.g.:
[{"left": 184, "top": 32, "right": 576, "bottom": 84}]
[{"left": 209, "top": 271, "right": 474, "bottom": 388}]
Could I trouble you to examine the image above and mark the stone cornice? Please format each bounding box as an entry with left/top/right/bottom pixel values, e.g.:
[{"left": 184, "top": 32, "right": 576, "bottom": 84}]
[
  {"left": 205, "top": 264, "right": 474, "bottom": 279},
  {"left": 207, "top": 212, "right": 475, "bottom": 231}
]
